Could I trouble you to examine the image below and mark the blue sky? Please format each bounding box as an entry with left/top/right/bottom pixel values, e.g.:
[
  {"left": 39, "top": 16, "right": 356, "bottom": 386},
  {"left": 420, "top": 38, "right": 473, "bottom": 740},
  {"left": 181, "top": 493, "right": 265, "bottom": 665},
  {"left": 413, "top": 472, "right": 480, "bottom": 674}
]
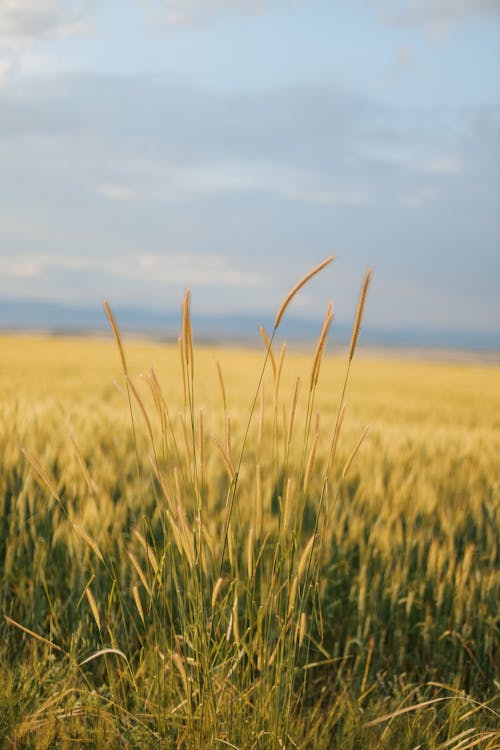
[{"left": 0, "top": 0, "right": 499, "bottom": 339}]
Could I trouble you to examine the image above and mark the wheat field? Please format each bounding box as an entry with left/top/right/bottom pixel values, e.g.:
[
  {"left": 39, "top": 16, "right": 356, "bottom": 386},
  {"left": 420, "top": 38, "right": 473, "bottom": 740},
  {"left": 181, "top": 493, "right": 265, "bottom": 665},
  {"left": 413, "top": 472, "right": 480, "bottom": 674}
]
[{"left": 0, "top": 296, "right": 499, "bottom": 748}]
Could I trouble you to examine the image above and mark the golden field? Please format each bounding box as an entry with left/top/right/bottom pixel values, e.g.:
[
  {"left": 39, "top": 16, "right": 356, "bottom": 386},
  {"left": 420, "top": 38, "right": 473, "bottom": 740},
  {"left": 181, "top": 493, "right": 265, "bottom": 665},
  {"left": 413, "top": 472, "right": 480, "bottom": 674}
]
[{"left": 0, "top": 328, "right": 499, "bottom": 749}]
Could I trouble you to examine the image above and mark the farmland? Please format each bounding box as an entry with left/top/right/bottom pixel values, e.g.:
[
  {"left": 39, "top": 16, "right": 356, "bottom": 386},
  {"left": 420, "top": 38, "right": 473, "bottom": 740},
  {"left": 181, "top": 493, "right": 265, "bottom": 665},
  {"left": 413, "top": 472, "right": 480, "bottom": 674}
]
[{"left": 0, "top": 324, "right": 499, "bottom": 749}]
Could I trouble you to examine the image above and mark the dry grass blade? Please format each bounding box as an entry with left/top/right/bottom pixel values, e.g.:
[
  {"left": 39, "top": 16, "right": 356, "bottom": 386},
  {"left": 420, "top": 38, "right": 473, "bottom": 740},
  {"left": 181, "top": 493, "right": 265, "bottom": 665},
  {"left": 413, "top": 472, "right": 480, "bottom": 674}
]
[
  {"left": 360, "top": 637, "right": 374, "bottom": 696},
  {"left": 310, "top": 302, "right": 333, "bottom": 391},
  {"left": 132, "top": 585, "right": 145, "bottom": 626},
  {"left": 303, "top": 657, "right": 344, "bottom": 671},
  {"left": 85, "top": 588, "right": 101, "bottom": 632},
  {"left": 148, "top": 367, "right": 169, "bottom": 430},
  {"left": 259, "top": 326, "right": 276, "bottom": 381},
  {"left": 127, "top": 550, "right": 151, "bottom": 595},
  {"left": 216, "top": 359, "right": 228, "bottom": 416},
  {"left": 274, "top": 255, "right": 335, "bottom": 330},
  {"left": 132, "top": 530, "right": 159, "bottom": 573},
  {"left": 297, "top": 534, "right": 316, "bottom": 580},
  {"left": 178, "top": 335, "right": 187, "bottom": 406},
  {"left": 298, "top": 612, "right": 307, "bottom": 648},
  {"left": 439, "top": 730, "right": 500, "bottom": 750},
  {"left": 182, "top": 288, "right": 193, "bottom": 368},
  {"left": 213, "top": 434, "right": 236, "bottom": 479},
  {"left": 282, "top": 477, "right": 293, "bottom": 530},
  {"left": 214, "top": 739, "right": 241, "bottom": 750},
  {"left": 255, "top": 463, "right": 262, "bottom": 538},
  {"left": 303, "top": 430, "right": 319, "bottom": 493},
  {"left": 68, "top": 430, "right": 95, "bottom": 495},
  {"left": 79, "top": 648, "right": 130, "bottom": 668},
  {"left": 22, "top": 448, "right": 104, "bottom": 563},
  {"left": 72, "top": 523, "right": 105, "bottom": 564},
  {"left": 172, "top": 652, "right": 189, "bottom": 698},
  {"left": 348, "top": 268, "right": 372, "bottom": 361},
  {"left": 286, "top": 377, "right": 301, "bottom": 456},
  {"left": 327, "top": 402, "right": 347, "bottom": 471},
  {"left": 22, "top": 448, "right": 62, "bottom": 506},
  {"left": 288, "top": 576, "right": 298, "bottom": 616},
  {"left": 342, "top": 425, "right": 370, "bottom": 479},
  {"left": 365, "top": 696, "right": 464, "bottom": 727},
  {"left": 246, "top": 526, "right": 254, "bottom": 579},
  {"left": 448, "top": 733, "right": 499, "bottom": 750},
  {"left": 146, "top": 545, "right": 159, "bottom": 576},
  {"left": 226, "top": 415, "right": 232, "bottom": 469},
  {"left": 104, "top": 299, "right": 128, "bottom": 376},
  {"left": 438, "top": 729, "right": 478, "bottom": 749},
  {"left": 4, "top": 615, "right": 64, "bottom": 652},
  {"left": 126, "top": 375, "right": 158, "bottom": 464},
  {"left": 175, "top": 503, "right": 195, "bottom": 567},
  {"left": 211, "top": 577, "right": 224, "bottom": 609}
]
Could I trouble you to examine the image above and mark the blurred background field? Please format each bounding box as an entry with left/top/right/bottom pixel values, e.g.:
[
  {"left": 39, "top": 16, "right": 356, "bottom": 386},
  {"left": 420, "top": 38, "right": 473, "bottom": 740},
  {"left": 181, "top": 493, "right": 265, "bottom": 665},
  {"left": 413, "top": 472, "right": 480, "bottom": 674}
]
[{"left": 0, "top": 331, "right": 499, "bottom": 748}]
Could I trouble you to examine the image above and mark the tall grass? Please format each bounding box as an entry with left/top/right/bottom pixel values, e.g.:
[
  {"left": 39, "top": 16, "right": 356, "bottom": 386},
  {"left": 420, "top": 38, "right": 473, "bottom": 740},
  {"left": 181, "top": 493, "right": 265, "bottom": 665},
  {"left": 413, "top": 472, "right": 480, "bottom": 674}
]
[{"left": 0, "top": 263, "right": 499, "bottom": 748}]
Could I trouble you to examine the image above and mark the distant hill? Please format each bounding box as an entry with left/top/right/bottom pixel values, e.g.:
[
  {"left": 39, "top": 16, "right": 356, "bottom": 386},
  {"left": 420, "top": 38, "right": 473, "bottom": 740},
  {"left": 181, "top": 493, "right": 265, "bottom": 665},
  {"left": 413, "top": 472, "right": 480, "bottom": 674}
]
[{"left": 0, "top": 298, "right": 498, "bottom": 352}]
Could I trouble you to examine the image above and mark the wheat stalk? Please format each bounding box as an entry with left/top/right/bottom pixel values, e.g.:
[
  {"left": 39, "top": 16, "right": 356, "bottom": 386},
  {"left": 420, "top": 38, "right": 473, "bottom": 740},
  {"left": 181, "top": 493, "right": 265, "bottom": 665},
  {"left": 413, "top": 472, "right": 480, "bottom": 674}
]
[
  {"left": 348, "top": 269, "right": 372, "bottom": 361},
  {"left": 104, "top": 299, "right": 128, "bottom": 376},
  {"left": 310, "top": 302, "right": 334, "bottom": 391},
  {"left": 274, "top": 255, "right": 335, "bottom": 330}
]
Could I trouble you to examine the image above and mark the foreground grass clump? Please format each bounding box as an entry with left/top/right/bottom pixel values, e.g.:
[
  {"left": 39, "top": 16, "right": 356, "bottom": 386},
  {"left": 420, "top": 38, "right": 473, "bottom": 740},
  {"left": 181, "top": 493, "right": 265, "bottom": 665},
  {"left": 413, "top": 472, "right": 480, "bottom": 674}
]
[{"left": 1, "top": 267, "right": 499, "bottom": 748}]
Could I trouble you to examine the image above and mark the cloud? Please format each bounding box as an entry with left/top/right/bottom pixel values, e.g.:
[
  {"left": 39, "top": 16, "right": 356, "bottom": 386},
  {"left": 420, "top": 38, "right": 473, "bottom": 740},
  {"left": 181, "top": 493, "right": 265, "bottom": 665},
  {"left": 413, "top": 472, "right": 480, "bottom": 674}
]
[
  {"left": 0, "top": 72, "right": 378, "bottom": 208},
  {"left": 0, "top": 72, "right": 379, "bottom": 184},
  {"left": 400, "top": 187, "right": 438, "bottom": 208},
  {"left": 377, "top": 0, "right": 500, "bottom": 36},
  {"left": 0, "top": 57, "right": 15, "bottom": 83},
  {"left": 419, "top": 157, "right": 463, "bottom": 176},
  {"left": 151, "top": 0, "right": 500, "bottom": 32},
  {"left": 0, "top": 0, "right": 92, "bottom": 82},
  {"left": 394, "top": 46, "right": 414, "bottom": 74},
  {"left": 152, "top": 0, "right": 275, "bottom": 26},
  {"left": 0, "top": 74, "right": 376, "bottom": 164},
  {"left": 0, "top": 0, "right": 92, "bottom": 39},
  {"left": 98, "top": 184, "right": 139, "bottom": 202},
  {"left": 177, "top": 162, "right": 368, "bottom": 205},
  {"left": 97, "top": 167, "right": 367, "bottom": 206},
  {"left": 0, "top": 255, "right": 43, "bottom": 278},
  {"left": 0, "top": 252, "right": 267, "bottom": 290},
  {"left": 0, "top": 71, "right": 497, "bottom": 328}
]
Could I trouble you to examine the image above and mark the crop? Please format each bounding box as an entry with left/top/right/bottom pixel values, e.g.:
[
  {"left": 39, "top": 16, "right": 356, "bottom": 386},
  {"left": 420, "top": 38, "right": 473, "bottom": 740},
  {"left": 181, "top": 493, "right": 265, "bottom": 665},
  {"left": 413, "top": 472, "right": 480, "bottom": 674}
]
[{"left": 0, "top": 262, "right": 499, "bottom": 749}]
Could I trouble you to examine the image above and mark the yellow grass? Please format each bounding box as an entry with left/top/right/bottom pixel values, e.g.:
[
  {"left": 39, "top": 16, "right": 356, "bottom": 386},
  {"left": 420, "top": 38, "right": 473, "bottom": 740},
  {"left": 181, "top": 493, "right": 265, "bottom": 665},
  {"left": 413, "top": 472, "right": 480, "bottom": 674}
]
[{"left": 0, "top": 330, "right": 499, "bottom": 748}]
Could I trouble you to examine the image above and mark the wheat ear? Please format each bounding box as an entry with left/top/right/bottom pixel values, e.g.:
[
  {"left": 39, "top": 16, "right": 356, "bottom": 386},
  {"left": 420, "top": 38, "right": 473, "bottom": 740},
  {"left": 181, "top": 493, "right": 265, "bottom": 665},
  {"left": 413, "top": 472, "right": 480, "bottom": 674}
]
[
  {"left": 348, "top": 269, "right": 372, "bottom": 361},
  {"left": 104, "top": 300, "right": 128, "bottom": 376},
  {"left": 274, "top": 255, "right": 335, "bottom": 331}
]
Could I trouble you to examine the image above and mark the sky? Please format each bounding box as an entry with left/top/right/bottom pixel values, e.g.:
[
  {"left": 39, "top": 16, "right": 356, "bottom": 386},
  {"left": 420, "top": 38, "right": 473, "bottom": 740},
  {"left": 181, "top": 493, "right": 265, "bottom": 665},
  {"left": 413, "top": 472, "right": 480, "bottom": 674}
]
[{"left": 0, "top": 0, "right": 499, "bottom": 341}]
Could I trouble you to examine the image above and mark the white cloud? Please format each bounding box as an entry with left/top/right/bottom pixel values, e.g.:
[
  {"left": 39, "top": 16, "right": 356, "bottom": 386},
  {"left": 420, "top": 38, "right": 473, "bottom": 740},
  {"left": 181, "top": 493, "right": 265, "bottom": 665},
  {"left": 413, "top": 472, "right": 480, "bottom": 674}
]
[
  {"left": 178, "top": 162, "right": 369, "bottom": 205},
  {"left": 95, "top": 162, "right": 369, "bottom": 206},
  {"left": 0, "top": 251, "right": 267, "bottom": 288},
  {"left": 395, "top": 46, "right": 414, "bottom": 72},
  {"left": 0, "top": 56, "right": 14, "bottom": 83},
  {"left": 420, "top": 157, "right": 463, "bottom": 176},
  {"left": 153, "top": 0, "right": 499, "bottom": 30},
  {"left": 0, "top": 255, "right": 43, "bottom": 278},
  {"left": 98, "top": 184, "right": 139, "bottom": 202},
  {"left": 153, "top": 0, "right": 286, "bottom": 25},
  {"left": 0, "top": 0, "right": 92, "bottom": 83},
  {"left": 377, "top": 0, "right": 500, "bottom": 37},
  {"left": 361, "top": 145, "right": 465, "bottom": 179},
  {"left": 0, "top": 0, "right": 92, "bottom": 39},
  {"left": 282, "top": 185, "right": 367, "bottom": 206}
]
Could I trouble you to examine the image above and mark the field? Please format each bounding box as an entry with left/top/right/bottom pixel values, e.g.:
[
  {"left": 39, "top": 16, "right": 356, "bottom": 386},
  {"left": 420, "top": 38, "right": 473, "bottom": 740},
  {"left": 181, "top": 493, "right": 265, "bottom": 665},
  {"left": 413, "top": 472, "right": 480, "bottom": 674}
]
[{"left": 0, "top": 316, "right": 499, "bottom": 748}]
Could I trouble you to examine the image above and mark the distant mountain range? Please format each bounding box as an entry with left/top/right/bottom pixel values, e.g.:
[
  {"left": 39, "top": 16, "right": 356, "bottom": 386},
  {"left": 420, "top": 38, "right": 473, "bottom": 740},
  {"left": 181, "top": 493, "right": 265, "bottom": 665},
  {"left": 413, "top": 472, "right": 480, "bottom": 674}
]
[{"left": 0, "top": 298, "right": 498, "bottom": 352}]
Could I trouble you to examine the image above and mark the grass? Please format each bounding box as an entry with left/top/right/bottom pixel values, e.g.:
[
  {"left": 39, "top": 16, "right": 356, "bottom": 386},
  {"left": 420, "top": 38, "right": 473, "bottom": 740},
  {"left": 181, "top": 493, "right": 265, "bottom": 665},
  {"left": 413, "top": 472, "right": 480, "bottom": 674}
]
[{"left": 0, "top": 271, "right": 499, "bottom": 748}]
